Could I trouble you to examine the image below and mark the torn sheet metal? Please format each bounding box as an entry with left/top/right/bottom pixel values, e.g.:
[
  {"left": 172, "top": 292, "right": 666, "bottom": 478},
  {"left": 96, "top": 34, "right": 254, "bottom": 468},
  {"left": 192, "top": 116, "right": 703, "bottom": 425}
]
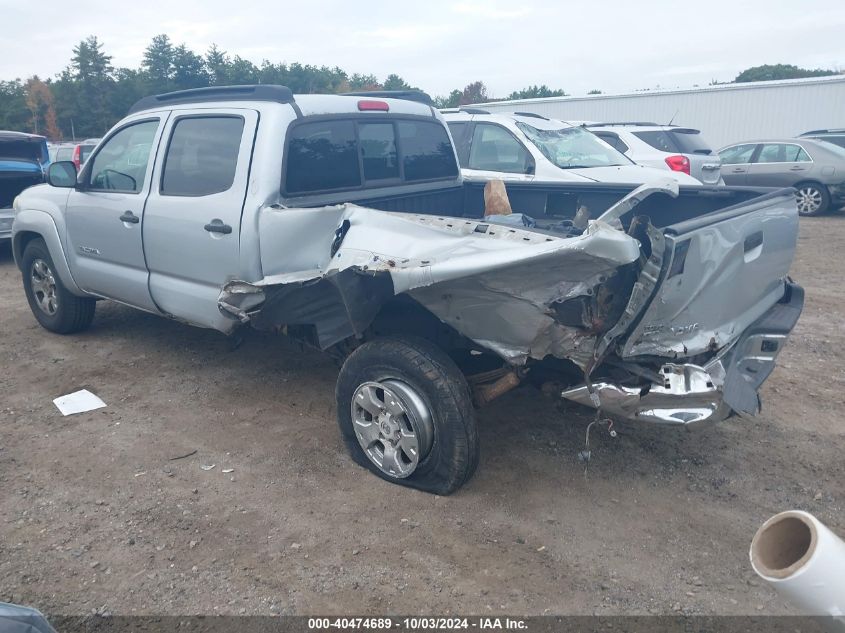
[
  {"left": 219, "top": 203, "right": 642, "bottom": 367},
  {"left": 561, "top": 361, "right": 731, "bottom": 426}
]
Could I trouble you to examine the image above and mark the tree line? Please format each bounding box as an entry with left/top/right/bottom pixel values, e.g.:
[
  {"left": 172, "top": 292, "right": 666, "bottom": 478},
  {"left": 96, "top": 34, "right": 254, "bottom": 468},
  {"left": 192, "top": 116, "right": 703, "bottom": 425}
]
[
  {"left": 0, "top": 35, "right": 567, "bottom": 141},
  {"left": 0, "top": 34, "right": 839, "bottom": 141}
]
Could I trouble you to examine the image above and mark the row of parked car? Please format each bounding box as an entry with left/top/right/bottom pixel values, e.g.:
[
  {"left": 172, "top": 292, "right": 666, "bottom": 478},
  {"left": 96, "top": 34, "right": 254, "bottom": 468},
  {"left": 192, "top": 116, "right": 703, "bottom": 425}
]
[{"left": 441, "top": 109, "right": 845, "bottom": 216}]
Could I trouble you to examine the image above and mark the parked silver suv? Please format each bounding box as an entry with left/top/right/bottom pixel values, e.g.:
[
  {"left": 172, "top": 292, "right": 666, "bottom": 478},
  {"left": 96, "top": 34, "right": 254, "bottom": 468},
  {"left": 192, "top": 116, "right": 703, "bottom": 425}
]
[{"left": 586, "top": 123, "right": 723, "bottom": 185}]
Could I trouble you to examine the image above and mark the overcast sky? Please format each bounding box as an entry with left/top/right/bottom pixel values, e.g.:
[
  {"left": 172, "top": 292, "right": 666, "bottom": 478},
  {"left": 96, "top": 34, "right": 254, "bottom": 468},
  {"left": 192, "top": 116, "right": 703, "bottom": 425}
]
[{"left": 2, "top": 0, "right": 843, "bottom": 98}]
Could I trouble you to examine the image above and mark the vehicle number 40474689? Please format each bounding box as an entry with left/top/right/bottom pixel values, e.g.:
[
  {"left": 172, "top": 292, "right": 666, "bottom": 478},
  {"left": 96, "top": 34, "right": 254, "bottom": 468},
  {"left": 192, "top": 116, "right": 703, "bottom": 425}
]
[{"left": 307, "top": 617, "right": 527, "bottom": 630}]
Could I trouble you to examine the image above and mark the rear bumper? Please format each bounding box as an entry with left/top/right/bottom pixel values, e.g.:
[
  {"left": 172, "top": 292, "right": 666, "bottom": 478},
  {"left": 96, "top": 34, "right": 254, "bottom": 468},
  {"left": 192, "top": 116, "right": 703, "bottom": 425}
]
[
  {"left": 0, "top": 208, "right": 14, "bottom": 240},
  {"left": 561, "top": 281, "right": 804, "bottom": 426}
]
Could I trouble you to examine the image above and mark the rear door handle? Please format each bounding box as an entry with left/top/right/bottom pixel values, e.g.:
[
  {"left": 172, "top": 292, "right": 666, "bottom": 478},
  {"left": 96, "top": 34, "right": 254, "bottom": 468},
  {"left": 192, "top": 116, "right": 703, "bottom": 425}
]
[
  {"left": 119, "top": 211, "right": 139, "bottom": 224},
  {"left": 204, "top": 219, "right": 232, "bottom": 235},
  {"left": 732, "top": 168, "right": 746, "bottom": 173},
  {"left": 789, "top": 166, "right": 806, "bottom": 171}
]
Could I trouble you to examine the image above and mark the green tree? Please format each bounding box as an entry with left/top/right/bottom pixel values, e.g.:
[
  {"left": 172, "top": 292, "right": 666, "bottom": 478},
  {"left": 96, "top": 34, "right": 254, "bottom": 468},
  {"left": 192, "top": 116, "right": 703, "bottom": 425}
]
[
  {"left": 434, "top": 89, "right": 462, "bottom": 109},
  {"left": 172, "top": 45, "right": 208, "bottom": 89},
  {"left": 0, "top": 80, "right": 30, "bottom": 131},
  {"left": 143, "top": 34, "right": 175, "bottom": 92},
  {"left": 459, "top": 81, "right": 488, "bottom": 105},
  {"left": 383, "top": 74, "right": 414, "bottom": 91},
  {"left": 506, "top": 85, "right": 566, "bottom": 100},
  {"left": 205, "top": 44, "right": 230, "bottom": 85},
  {"left": 53, "top": 35, "right": 115, "bottom": 138},
  {"left": 734, "top": 64, "right": 840, "bottom": 83},
  {"left": 348, "top": 73, "right": 381, "bottom": 91},
  {"left": 587, "top": 89, "right": 602, "bottom": 94}
]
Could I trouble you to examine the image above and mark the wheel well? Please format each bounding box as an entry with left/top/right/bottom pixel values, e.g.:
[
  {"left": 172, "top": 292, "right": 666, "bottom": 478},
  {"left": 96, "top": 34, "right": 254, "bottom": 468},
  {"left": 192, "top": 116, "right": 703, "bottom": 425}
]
[
  {"left": 793, "top": 180, "right": 828, "bottom": 193},
  {"left": 364, "top": 295, "right": 503, "bottom": 374},
  {"left": 12, "top": 231, "right": 42, "bottom": 269}
]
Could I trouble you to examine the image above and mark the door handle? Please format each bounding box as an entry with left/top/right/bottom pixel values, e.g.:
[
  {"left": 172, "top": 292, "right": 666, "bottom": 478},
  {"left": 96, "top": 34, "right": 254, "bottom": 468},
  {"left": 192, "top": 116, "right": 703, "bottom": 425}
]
[
  {"left": 789, "top": 166, "right": 806, "bottom": 171},
  {"left": 119, "top": 211, "right": 139, "bottom": 224},
  {"left": 204, "top": 219, "right": 232, "bottom": 235},
  {"left": 732, "top": 168, "right": 746, "bottom": 173}
]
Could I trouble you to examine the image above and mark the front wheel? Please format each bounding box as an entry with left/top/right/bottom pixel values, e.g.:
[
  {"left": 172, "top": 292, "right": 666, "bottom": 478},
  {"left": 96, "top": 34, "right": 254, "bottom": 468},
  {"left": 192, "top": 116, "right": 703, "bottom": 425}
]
[
  {"left": 795, "top": 183, "right": 830, "bottom": 216},
  {"left": 21, "top": 238, "right": 96, "bottom": 334},
  {"left": 336, "top": 337, "right": 479, "bottom": 495}
]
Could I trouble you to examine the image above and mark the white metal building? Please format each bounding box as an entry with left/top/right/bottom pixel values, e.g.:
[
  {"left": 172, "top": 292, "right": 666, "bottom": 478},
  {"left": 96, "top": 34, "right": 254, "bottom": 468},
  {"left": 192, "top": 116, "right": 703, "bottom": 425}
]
[{"left": 472, "top": 76, "right": 845, "bottom": 149}]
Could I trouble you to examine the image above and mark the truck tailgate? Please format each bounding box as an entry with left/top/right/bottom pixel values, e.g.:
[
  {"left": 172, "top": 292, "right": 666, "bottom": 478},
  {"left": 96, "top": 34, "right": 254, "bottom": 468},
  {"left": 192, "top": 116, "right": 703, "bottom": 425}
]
[{"left": 620, "top": 189, "right": 799, "bottom": 359}]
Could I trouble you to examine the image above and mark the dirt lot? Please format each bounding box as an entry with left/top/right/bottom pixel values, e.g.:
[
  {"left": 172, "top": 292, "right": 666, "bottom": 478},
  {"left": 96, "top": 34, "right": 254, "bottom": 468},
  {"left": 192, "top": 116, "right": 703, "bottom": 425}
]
[{"left": 0, "top": 214, "right": 843, "bottom": 617}]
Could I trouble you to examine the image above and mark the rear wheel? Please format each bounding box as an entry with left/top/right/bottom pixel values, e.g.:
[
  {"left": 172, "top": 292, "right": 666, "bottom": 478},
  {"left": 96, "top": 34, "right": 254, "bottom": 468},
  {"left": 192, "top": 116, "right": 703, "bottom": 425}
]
[
  {"left": 336, "top": 336, "right": 479, "bottom": 495},
  {"left": 21, "top": 238, "right": 95, "bottom": 334},
  {"left": 794, "top": 182, "right": 830, "bottom": 216}
]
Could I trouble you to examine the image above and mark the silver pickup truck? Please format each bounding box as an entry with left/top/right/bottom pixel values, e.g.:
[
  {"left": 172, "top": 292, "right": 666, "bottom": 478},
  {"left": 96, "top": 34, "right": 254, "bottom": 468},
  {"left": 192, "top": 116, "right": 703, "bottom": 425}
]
[{"left": 11, "top": 85, "right": 803, "bottom": 494}]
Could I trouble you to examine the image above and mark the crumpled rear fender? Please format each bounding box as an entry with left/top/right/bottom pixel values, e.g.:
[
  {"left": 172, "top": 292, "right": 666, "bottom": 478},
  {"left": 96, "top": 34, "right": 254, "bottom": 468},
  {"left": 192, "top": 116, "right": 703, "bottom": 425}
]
[{"left": 219, "top": 203, "right": 643, "bottom": 367}]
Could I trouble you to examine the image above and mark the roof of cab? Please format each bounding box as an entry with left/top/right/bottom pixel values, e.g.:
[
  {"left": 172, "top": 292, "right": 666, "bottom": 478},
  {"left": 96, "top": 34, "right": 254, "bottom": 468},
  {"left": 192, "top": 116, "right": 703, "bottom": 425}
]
[{"left": 128, "top": 84, "right": 436, "bottom": 118}]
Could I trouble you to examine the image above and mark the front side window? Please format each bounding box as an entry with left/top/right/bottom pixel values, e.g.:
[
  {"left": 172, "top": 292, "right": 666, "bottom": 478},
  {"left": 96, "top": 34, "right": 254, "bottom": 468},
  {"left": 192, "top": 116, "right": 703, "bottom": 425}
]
[
  {"left": 468, "top": 124, "right": 532, "bottom": 173},
  {"left": 719, "top": 144, "right": 757, "bottom": 165},
  {"left": 161, "top": 117, "right": 245, "bottom": 196},
  {"left": 286, "top": 120, "right": 361, "bottom": 194},
  {"left": 87, "top": 120, "right": 159, "bottom": 193},
  {"left": 517, "top": 122, "right": 629, "bottom": 169}
]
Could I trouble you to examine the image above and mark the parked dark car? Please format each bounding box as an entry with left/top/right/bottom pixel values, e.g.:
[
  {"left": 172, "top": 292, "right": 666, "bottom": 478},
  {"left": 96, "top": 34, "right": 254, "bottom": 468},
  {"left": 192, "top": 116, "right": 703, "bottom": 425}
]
[
  {"left": 1, "top": 131, "right": 49, "bottom": 240},
  {"left": 799, "top": 128, "right": 845, "bottom": 150},
  {"left": 718, "top": 138, "right": 845, "bottom": 216}
]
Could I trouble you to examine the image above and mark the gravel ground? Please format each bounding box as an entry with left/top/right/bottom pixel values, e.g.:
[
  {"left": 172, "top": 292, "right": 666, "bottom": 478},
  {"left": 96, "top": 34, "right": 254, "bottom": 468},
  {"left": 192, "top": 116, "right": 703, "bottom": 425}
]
[{"left": 0, "top": 213, "right": 842, "bottom": 617}]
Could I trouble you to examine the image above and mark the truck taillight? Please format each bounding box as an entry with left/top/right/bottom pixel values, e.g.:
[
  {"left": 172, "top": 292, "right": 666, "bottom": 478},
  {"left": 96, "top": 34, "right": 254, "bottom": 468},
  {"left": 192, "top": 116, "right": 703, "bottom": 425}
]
[
  {"left": 358, "top": 100, "right": 389, "bottom": 111},
  {"left": 72, "top": 145, "right": 82, "bottom": 169},
  {"left": 665, "top": 154, "right": 690, "bottom": 175}
]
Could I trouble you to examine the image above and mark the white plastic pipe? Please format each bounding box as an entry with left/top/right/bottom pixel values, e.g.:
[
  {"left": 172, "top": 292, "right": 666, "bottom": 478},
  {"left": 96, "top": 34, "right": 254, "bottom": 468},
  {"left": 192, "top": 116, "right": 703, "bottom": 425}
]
[{"left": 750, "top": 510, "right": 845, "bottom": 618}]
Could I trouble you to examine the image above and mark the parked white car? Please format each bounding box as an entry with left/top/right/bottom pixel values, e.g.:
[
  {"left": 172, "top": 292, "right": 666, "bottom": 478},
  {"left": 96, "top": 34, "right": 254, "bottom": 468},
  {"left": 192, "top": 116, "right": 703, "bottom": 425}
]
[
  {"left": 586, "top": 122, "right": 723, "bottom": 185},
  {"left": 442, "top": 110, "right": 701, "bottom": 185}
]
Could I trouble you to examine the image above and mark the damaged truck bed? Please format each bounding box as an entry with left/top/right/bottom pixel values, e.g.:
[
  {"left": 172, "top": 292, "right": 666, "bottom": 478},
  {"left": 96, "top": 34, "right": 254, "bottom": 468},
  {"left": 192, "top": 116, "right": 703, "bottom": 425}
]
[
  {"left": 13, "top": 87, "right": 802, "bottom": 494},
  {"left": 220, "top": 178, "right": 802, "bottom": 427}
]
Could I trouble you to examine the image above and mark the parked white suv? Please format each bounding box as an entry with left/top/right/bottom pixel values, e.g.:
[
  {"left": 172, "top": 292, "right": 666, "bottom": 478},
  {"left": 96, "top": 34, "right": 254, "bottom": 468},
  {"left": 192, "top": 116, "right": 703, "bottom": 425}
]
[
  {"left": 442, "top": 110, "right": 701, "bottom": 185},
  {"left": 586, "top": 123, "right": 723, "bottom": 185}
]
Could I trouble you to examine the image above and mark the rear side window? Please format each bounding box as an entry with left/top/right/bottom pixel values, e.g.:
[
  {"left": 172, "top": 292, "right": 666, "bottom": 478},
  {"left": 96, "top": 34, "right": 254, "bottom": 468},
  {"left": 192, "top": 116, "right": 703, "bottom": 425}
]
[
  {"left": 634, "top": 129, "right": 713, "bottom": 155},
  {"left": 669, "top": 129, "right": 713, "bottom": 155},
  {"left": 161, "top": 117, "right": 245, "bottom": 196},
  {"left": 287, "top": 120, "right": 361, "bottom": 194},
  {"left": 633, "top": 130, "right": 677, "bottom": 153},
  {"left": 284, "top": 118, "right": 458, "bottom": 195}
]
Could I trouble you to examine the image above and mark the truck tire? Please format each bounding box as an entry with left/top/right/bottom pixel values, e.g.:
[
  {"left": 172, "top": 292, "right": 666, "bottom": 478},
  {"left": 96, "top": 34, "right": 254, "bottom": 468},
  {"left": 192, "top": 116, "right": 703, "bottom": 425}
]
[
  {"left": 21, "top": 238, "right": 96, "bottom": 334},
  {"left": 336, "top": 336, "right": 479, "bottom": 495}
]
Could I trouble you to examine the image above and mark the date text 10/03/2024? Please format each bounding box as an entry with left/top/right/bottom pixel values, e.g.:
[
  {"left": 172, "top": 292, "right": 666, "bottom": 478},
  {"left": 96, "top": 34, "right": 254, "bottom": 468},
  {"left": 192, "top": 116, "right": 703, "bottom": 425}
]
[{"left": 307, "top": 618, "right": 528, "bottom": 630}]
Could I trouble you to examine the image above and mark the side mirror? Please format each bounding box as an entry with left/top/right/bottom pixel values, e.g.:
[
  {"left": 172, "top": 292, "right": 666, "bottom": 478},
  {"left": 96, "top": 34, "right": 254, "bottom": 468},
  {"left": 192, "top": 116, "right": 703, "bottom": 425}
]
[{"left": 47, "top": 161, "right": 78, "bottom": 188}]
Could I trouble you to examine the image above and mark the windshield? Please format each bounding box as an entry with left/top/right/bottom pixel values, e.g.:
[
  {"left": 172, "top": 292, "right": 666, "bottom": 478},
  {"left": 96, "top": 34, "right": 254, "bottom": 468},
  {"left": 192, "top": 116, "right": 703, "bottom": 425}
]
[{"left": 516, "top": 122, "right": 631, "bottom": 169}]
